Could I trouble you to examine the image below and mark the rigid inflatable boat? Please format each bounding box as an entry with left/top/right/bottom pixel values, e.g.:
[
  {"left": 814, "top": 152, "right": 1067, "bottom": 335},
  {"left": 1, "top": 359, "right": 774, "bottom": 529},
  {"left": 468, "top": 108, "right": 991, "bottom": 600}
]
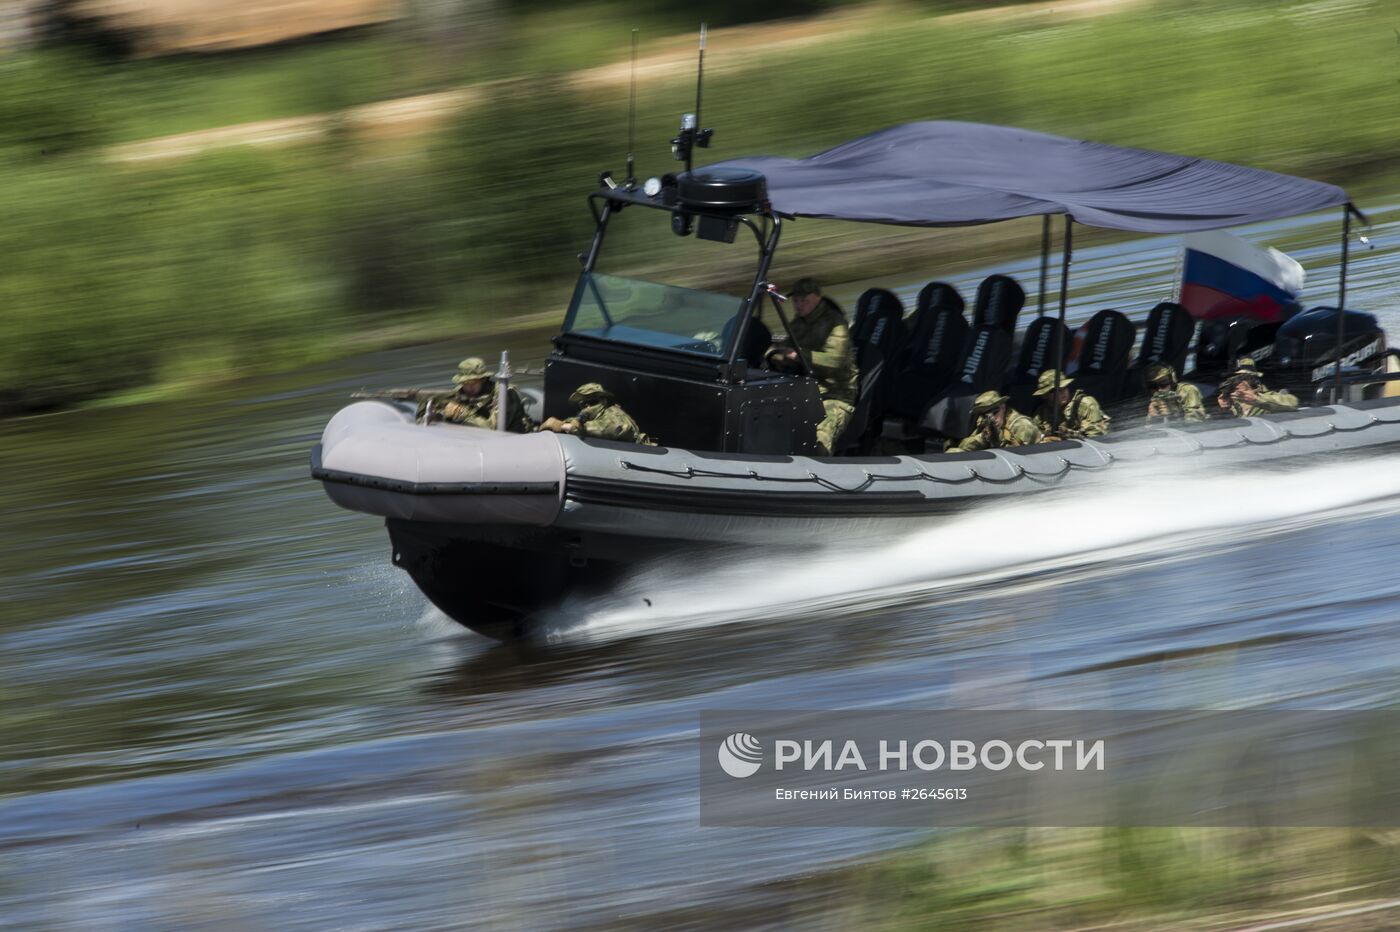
[{"left": 313, "top": 109, "right": 1399, "bottom": 640}]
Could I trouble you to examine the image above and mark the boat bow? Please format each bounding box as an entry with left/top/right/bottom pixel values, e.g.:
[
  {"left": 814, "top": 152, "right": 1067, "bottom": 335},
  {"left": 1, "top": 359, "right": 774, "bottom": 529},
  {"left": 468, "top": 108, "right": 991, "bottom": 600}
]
[{"left": 312, "top": 401, "right": 565, "bottom": 524}]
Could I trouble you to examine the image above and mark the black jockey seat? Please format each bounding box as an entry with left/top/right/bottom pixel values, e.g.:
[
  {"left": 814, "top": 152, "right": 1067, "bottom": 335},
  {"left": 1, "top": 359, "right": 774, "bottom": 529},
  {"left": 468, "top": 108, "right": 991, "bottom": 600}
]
[
  {"left": 919, "top": 323, "right": 1013, "bottom": 438},
  {"left": 851, "top": 287, "right": 905, "bottom": 341},
  {"left": 956, "top": 324, "right": 1015, "bottom": 395},
  {"left": 1134, "top": 302, "right": 1195, "bottom": 373},
  {"left": 839, "top": 288, "right": 908, "bottom": 451},
  {"left": 1006, "top": 315, "right": 1071, "bottom": 413},
  {"left": 889, "top": 282, "right": 968, "bottom": 420},
  {"left": 1070, "top": 309, "right": 1136, "bottom": 404},
  {"left": 1123, "top": 301, "right": 1194, "bottom": 394},
  {"left": 972, "top": 274, "right": 1025, "bottom": 336}
]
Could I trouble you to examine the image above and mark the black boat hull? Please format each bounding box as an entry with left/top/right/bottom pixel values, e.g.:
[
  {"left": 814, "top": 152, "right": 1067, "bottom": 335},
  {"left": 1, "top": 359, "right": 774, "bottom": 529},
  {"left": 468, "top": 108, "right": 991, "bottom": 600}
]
[{"left": 387, "top": 519, "right": 688, "bottom": 640}]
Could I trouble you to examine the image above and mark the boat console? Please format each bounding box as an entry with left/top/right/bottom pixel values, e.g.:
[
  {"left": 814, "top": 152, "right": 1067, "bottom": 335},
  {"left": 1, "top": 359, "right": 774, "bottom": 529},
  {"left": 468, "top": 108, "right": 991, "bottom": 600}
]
[{"left": 544, "top": 167, "right": 829, "bottom": 454}]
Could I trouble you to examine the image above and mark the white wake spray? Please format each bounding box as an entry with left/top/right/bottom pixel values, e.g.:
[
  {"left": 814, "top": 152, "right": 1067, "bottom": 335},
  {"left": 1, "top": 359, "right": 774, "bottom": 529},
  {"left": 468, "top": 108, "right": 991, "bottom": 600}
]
[{"left": 546, "top": 458, "right": 1400, "bottom": 644}]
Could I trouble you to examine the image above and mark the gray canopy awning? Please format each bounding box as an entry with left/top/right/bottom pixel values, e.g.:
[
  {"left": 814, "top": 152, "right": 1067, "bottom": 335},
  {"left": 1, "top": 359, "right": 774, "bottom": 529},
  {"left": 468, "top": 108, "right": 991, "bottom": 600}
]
[{"left": 708, "top": 121, "right": 1349, "bottom": 233}]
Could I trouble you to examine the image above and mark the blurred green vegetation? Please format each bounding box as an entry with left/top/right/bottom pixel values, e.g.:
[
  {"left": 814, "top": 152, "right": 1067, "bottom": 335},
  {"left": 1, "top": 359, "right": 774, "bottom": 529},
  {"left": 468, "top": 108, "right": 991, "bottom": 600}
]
[
  {"left": 2, "top": 0, "right": 1398, "bottom": 413},
  {"left": 843, "top": 826, "right": 1400, "bottom": 929},
  {"left": 0, "top": 148, "right": 343, "bottom": 411},
  {"left": 5, "top": 33, "right": 423, "bottom": 144},
  {"left": 0, "top": 52, "right": 113, "bottom": 159}
]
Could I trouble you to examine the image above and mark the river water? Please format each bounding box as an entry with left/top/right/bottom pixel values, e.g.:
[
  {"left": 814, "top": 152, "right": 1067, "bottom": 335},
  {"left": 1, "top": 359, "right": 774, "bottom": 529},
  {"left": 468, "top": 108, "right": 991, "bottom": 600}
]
[{"left": 3, "top": 207, "right": 1400, "bottom": 929}]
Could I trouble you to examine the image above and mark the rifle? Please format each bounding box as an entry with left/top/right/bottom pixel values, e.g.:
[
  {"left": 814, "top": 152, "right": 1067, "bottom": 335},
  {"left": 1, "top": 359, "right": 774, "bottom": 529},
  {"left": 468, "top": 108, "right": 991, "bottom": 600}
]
[
  {"left": 1216, "top": 373, "right": 1261, "bottom": 403},
  {"left": 1218, "top": 373, "right": 1261, "bottom": 396},
  {"left": 975, "top": 414, "right": 1002, "bottom": 449},
  {"left": 1147, "top": 387, "right": 1184, "bottom": 424},
  {"left": 351, "top": 388, "right": 449, "bottom": 403},
  {"left": 352, "top": 387, "right": 453, "bottom": 424},
  {"left": 1214, "top": 372, "right": 1263, "bottom": 416}
]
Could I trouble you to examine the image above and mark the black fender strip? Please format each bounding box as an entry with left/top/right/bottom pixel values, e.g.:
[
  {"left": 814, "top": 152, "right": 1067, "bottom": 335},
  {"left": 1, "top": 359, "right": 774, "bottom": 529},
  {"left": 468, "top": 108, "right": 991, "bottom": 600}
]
[{"left": 564, "top": 476, "right": 980, "bottom": 517}]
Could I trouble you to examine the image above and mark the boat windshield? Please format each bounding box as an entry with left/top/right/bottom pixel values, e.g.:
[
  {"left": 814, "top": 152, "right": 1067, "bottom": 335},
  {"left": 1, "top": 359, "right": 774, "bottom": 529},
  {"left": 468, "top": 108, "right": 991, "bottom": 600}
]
[{"left": 561, "top": 272, "right": 747, "bottom": 358}]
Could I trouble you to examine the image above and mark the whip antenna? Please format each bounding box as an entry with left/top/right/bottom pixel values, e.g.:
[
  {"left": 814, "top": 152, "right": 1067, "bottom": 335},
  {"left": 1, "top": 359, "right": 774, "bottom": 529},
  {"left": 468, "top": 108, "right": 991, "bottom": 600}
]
[
  {"left": 625, "top": 28, "right": 638, "bottom": 188},
  {"left": 670, "top": 23, "right": 713, "bottom": 173},
  {"left": 691, "top": 23, "right": 706, "bottom": 175}
]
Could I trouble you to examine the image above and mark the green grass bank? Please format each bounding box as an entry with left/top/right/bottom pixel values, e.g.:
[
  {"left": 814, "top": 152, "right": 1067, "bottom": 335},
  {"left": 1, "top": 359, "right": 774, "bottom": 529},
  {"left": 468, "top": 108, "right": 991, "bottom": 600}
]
[
  {"left": 4, "top": 0, "right": 1398, "bottom": 414},
  {"left": 830, "top": 826, "right": 1400, "bottom": 930}
]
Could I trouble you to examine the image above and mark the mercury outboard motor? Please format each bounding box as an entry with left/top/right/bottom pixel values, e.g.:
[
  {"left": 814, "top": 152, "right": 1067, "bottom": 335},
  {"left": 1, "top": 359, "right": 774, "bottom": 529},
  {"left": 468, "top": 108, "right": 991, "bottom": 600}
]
[
  {"left": 1194, "top": 317, "right": 1284, "bottom": 380},
  {"left": 1267, "top": 306, "right": 1385, "bottom": 392}
]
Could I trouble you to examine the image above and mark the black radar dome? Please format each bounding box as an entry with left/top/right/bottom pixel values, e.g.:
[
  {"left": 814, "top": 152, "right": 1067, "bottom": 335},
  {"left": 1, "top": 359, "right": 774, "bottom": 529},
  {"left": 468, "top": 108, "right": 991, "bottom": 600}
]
[{"left": 675, "top": 167, "right": 767, "bottom": 212}]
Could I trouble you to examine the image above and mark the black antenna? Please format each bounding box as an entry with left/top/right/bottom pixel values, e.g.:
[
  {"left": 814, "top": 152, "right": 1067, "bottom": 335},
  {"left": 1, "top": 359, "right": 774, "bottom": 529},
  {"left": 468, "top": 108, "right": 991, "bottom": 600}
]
[
  {"left": 670, "top": 23, "right": 713, "bottom": 173},
  {"left": 625, "top": 28, "right": 638, "bottom": 188},
  {"left": 692, "top": 23, "right": 706, "bottom": 175}
]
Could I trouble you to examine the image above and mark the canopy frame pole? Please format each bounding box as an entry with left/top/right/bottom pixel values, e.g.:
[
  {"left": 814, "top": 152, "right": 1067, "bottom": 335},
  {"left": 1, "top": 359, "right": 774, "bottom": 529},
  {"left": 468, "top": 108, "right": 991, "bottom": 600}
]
[
  {"left": 1052, "top": 216, "right": 1073, "bottom": 434},
  {"left": 1334, "top": 205, "right": 1351, "bottom": 403},
  {"left": 1037, "top": 214, "right": 1051, "bottom": 318},
  {"left": 726, "top": 215, "right": 784, "bottom": 380},
  {"left": 767, "top": 286, "right": 814, "bottom": 379}
]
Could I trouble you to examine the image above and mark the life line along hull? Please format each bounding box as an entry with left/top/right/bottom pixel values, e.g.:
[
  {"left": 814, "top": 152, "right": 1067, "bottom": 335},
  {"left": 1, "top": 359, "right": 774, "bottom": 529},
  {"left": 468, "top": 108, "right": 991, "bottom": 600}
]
[
  {"left": 316, "top": 398, "right": 1400, "bottom": 538},
  {"left": 314, "top": 399, "right": 1400, "bottom": 637}
]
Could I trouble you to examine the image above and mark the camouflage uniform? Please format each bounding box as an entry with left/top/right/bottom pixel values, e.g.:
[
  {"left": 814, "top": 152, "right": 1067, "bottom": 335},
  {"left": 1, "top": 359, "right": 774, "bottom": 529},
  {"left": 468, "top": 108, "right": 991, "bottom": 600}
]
[
  {"left": 784, "top": 294, "right": 859, "bottom": 456},
  {"left": 435, "top": 388, "right": 532, "bottom": 432},
  {"left": 1030, "top": 369, "right": 1110, "bottom": 439},
  {"left": 1226, "top": 383, "right": 1299, "bottom": 414},
  {"left": 419, "top": 357, "right": 533, "bottom": 433},
  {"left": 1218, "top": 358, "right": 1299, "bottom": 418},
  {"left": 1234, "top": 389, "right": 1299, "bottom": 417},
  {"left": 1143, "top": 362, "right": 1206, "bottom": 424},
  {"left": 558, "top": 383, "right": 655, "bottom": 445},
  {"left": 948, "top": 390, "right": 1044, "bottom": 452}
]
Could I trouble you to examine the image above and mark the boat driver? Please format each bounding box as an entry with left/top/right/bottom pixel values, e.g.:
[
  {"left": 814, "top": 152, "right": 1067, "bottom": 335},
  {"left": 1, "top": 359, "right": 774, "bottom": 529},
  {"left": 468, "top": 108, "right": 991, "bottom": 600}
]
[
  {"left": 947, "top": 390, "right": 1043, "bottom": 452},
  {"left": 426, "top": 356, "right": 534, "bottom": 432},
  {"left": 1216, "top": 357, "right": 1298, "bottom": 418},
  {"left": 1143, "top": 362, "right": 1206, "bottom": 424},
  {"left": 540, "top": 383, "right": 655, "bottom": 445},
  {"left": 766, "top": 277, "right": 859, "bottom": 457},
  {"left": 1030, "top": 369, "right": 1111, "bottom": 440}
]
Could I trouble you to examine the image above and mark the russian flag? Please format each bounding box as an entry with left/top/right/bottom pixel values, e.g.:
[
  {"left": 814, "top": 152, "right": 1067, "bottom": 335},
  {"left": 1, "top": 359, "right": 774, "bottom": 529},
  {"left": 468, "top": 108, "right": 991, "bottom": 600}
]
[{"left": 1177, "top": 230, "right": 1305, "bottom": 323}]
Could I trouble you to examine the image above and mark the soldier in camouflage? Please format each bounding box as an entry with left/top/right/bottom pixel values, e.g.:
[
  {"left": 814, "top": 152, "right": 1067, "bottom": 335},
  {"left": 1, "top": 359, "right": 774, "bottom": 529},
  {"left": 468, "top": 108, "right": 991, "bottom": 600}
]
[
  {"left": 420, "top": 356, "right": 533, "bottom": 432},
  {"left": 947, "top": 390, "right": 1043, "bottom": 452},
  {"left": 1031, "top": 369, "right": 1110, "bottom": 440},
  {"left": 540, "top": 383, "right": 655, "bottom": 445},
  {"left": 1144, "top": 362, "right": 1206, "bottom": 424},
  {"left": 767, "top": 277, "right": 859, "bottom": 457},
  {"left": 1216, "top": 357, "right": 1299, "bottom": 417}
]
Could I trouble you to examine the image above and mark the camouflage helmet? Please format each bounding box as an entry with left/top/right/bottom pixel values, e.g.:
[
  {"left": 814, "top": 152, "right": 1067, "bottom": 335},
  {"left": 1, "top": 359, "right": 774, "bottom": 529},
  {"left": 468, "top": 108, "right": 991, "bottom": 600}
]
[
  {"left": 789, "top": 276, "right": 821, "bottom": 298},
  {"left": 1032, "top": 368, "right": 1074, "bottom": 396},
  {"left": 970, "top": 390, "right": 1009, "bottom": 416},
  {"left": 1232, "top": 356, "right": 1260, "bottom": 375},
  {"left": 569, "top": 382, "right": 613, "bottom": 406},
  {"left": 452, "top": 356, "right": 491, "bottom": 384},
  {"left": 1144, "top": 362, "right": 1176, "bottom": 386}
]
